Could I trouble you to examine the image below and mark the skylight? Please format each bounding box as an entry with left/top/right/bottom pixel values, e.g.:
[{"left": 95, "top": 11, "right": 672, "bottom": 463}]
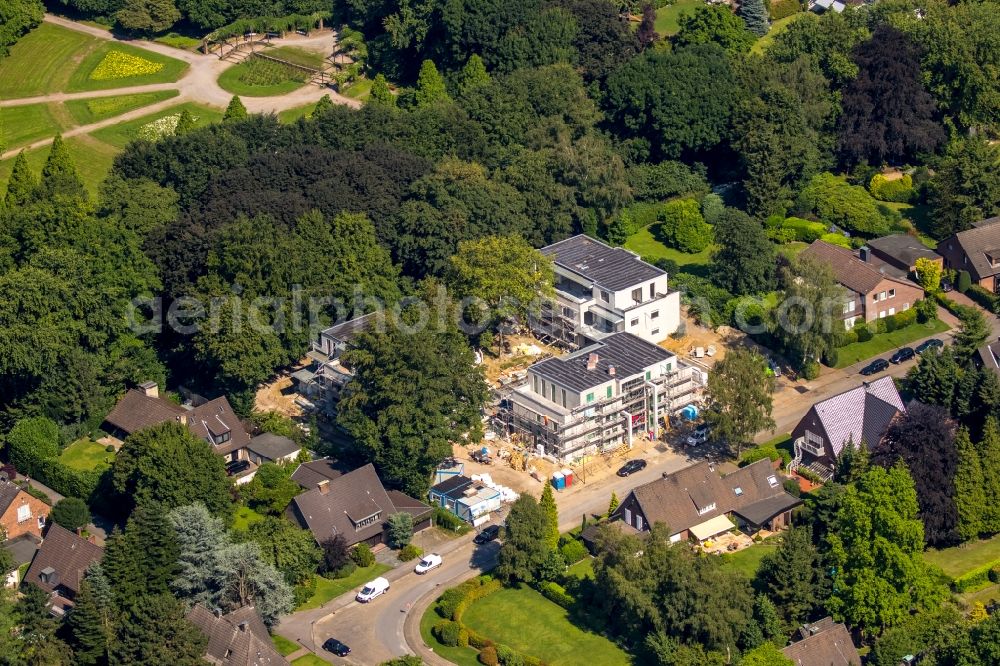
[{"left": 767, "top": 475, "right": 778, "bottom": 488}]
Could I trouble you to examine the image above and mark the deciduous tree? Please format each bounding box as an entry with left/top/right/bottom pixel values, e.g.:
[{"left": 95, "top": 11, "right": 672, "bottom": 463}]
[
  {"left": 711, "top": 209, "right": 776, "bottom": 296},
  {"left": 704, "top": 348, "right": 775, "bottom": 457},
  {"left": 51, "top": 497, "right": 92, "bottom": 531},
  {"left": 497, "top": 494, "right": 553, "bottom": 584},
  {"left": 115, "top": 0, "right": 180, "bottom": 34},
  {"left": 774, "top": 255, "right": 844, "bottom": 369},
  {"left": 386, "top": 512, "right": 415, "bottom": 548},
  {"left": 914, "top": 257, "right": 941, "bottom": 293},
  {"left": 675, "top": 5, "right": 755, "bottom": 56},
  {"left": 928, "top": 137, "right": 1000, "bottom": 238}
]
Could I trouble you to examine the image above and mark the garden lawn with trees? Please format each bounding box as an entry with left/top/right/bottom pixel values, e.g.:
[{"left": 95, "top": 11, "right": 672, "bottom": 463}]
[
  {"left": 834, "top": 318, "right": 950, "bottom": 368},
  {"left": 57, "top": 439, "right": 115, "bottom": 472}
]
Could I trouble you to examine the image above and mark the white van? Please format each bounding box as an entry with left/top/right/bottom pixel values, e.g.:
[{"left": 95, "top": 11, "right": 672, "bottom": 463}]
[{"left": 356, "top": 577, "right": 390, "bottom": 603}]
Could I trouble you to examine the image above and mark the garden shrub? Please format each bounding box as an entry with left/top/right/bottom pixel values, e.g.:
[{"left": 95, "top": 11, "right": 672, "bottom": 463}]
[
  {"left": 822, "top": 348, "right": 839, "bottom": 368},
  {"left": 90, "top": 50, "right": 164, "bottom": 80},
  {"left": 783, "top": 478, "right": 801, "bottom": 497},
  {"left": 894, "top": 308, "right": 917, "bottom": 328},
  {"left": 293, "top": 580, "right": 315, "bottom": 606},
  {"left": 915, "top": 298, "right": 937, "bottom": 323},
  {"left": 453, "top": 578, "right": 502, "bottom": 621},
  {"left": 398, "top": 544, "right": 422, "bottom": 561},
  {"left": 7, "top": 417, "right": 60, "bottom": 471},
  {"left": 467, "top": 628, "right": 493, "bottom": 649},
  {"left": 769, "top": 0, "right": 801, "bottom": 20},
  {"left": 957, "top": 270, "right": 972, "bottom": 293},
  {"left": 459, "top": 627, "right": 470, "bottom": 647},
  {"left": 331, "top": 561, "right": 356, "bottom": 579},
  {"left": 104, "top": 444, "right": 115, "bottom": 453},
  {"left": 820, "top": 233, "right": 852, "bottom": 248},
  {"left": 796, "top": 173, "right": 893, "bottom": 236},
  {"left": 951, "top": 561, "right": 1000, "bottom": 592},
  {"left": 495, "top": 644, "right": 524, "bottom": 666},
  {"left": 855, "top": 324, "right": 874, "bottom": 342},
  {"left": 802, "top": 361, "right": 820, "bottom": 380},
  {"left": 868, "top": 173, "right": 914, "bottom": 203},
  {"left": 626, "top": 161, "right": 709, "bottom": 201},
  {"left": 841, "top": 328, "right": 859, "bottom": 346},
  {"left": 559, "top": 539, "right": 588, "bottom": 565},
  {"left": 540, "top": 581, "right": 574, "bottom": 609},
  {"left": 351, "top": 543, "right": 375, "bottom": 568},
  {"left": 766, "top": 216, "right": 825, "bottom": 242},
  {"left": 433, "top": 620, "right": 462, "bottom": 647},
  {"left": 740, "top": 444, "right": 789, "bottom": 468},
  {"left": 479, "top": 646, "right": 499, "bottom": 666},
  {"left": 658, "top": 199, "right": 713, "bottom": 253},
  {"left": 989, "top": 565, "right": 1000, "bottom": 584}
]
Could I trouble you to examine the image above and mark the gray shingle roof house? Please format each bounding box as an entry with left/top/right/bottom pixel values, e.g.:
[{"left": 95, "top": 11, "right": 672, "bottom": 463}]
[
  {"left": 246, "top": 434, "right": 301, "bottom": 465},
  {"left": 782, "top": 617, "right": 860, "bottom": 665},
  {"left": 188, "top": 397, "right": 251, "bottom": 459},
  {"left": 790, "top": 376, "right": 905, "bottom": 480},
  {"left": 610, "top": 460, "right": 801, "bottom": 543},
  {"left": 287, "top": 463, "right": 432, "bottom": 548},
  {"left": 939, "top": 216, "right": 1000, "bottom": 292},
  {"left": 290, "top": 458, "right": 345, "bottom": 489},
  {"left": 864, "top": 234, "right": 941, "bottom": 277},
  {"left": 976, "top": 340, "right": 1000, "bottom": 377},
  {"left": 24, "top": 524, "right": 103, "bottom": 615},
  {"left": 186, "top": 604, "right": 289, "bottom": 666}
]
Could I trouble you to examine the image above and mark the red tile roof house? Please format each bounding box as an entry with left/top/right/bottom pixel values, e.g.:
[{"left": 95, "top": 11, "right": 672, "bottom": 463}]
[
  {"left": 23, "top": 523, "right": 103, "bottom": 617},
  {"left": 789, "top": 376, "right": 905, "bottom": 481},
  {"left": 801, "top": 240, "right": 925, "bottom": 330},
  {"left": 938, "top": 215, "right": 1000, "bottom": 293},
  {"left": 0, "top": 479, "right": 50, "bottom": 541},
  {"left": 102, "top": 383, "right": 258, "bottom": 484},
  {"left": 782, "top": 617, "right": 861, "bottom": 666},
  {"left": 608, "top": 459, "right": 801, "bottom": 545},
  {"left": 186, "top": 604, "right": 289, "bottom": 666}
]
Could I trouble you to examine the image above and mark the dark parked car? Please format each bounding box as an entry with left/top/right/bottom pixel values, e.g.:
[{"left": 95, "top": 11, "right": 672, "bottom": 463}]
[
  {"left": 225, "top": 459, "right": 250, "bottom": 476},
  {"left": 322, "top": 638, "right": 351, "bottom": 657},
  {"left": 890, "top": 347, "right": 916, "bottom": 364},
  {"left": 474, "top": 524, "right": 501, "bottom": 544},
  {"left": 916, "top": 338, "right": 944, "bottom": 354},
  {"left": 941, "top": 280, "right": 954, "bottom": 293},
  {"left": 616, "top": 459, "right": 647, "bottom": 477},
  {"left": 860, "top": 358, "right": 890, "bottom": 376}
]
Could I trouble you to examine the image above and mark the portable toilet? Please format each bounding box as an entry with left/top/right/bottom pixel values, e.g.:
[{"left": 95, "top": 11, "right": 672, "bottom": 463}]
[
  {"left": 681, "top": 404, "right": 699, "bottom": 421},
  {"left": 551, "top": 471, "right": 565, "bottom": 490},
  {"left": 561, "top": 468, "right": 574, "bottom": 487}
]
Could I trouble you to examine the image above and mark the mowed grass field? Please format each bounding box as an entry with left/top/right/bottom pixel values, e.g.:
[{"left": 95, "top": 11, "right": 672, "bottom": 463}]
[
  {"left": 67, "top": 41, "right": 188, "bottom": 92},
  {"left": 64, "top": 90, "right": 180, "bottom": 124},
  {"left": 0, "top": 134, "right": 119, "bottom": 195},
  {"left": 90, "top": 101, "right": 224, "bottom": 147},
  {"left": 655, "top": 0, "right": 702, "bottom": 36}
]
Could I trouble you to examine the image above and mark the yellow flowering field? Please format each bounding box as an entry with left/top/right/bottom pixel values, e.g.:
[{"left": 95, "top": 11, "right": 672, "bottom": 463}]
[{"left": 90, "top": 50, "right": 164, "bottom": 80}]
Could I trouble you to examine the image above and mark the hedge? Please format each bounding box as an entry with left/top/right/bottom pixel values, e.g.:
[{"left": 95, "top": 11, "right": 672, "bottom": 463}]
[
  {"left": 966, "top": 285, "right": 1000, "bottom": 313},
  {"left": 559, "top": 539, "right": 588, "bottom": 566},
  {"left": 437, "top": 576, "right": 502, "bottom": 621},
  {"left": 765, "top": 215, "right": 826, "bottom": 243},
  {"left": 740, "top": 444, "right": 790, "bottom": 468},
  {"left": 957, "top": 270, "right": 972, "bottom": 293},
  {"left": 496, "top": 644, "right": 525, "bottom": 666},
  {"left": 398, "top": 544, "right": 422, "bottom": 561},
  {"left": 479, "top": 646, "right": 499, "bottom": 666},
  {"left": 951, "top": 560, "right": 1000, "bottom": 593},
  {"left": 869, "top": 173, "right": 914, "bottom": 203},
  {"left": 434, "top": 507, "right": 470, "bottom": 533},
  {"left": 540, "top": 581, "right": 574, "bottom": 609},
  {"left": 10, "top": 443, "right": 104, "bottom": 505},
  {"left": 820, "top": 233, "right": 852, "bottom": 249},
  {"left": 769, "top": 0, "right": 801, "bottom": 20},
  {"left": 351, "top": 543, "right": 375, "bottom": 567},
  {"left": 468, "top": 628, "right": 494, "bottom": 650},
  {"left": 935, "top": 293, "right": 965, "bottom": 317},
  {"left": 434, "top": 620, "right": 462, "bottom": 647}
]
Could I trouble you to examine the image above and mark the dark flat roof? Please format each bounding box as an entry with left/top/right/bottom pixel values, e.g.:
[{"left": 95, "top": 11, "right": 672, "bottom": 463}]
[
  {"left": 866, "top": 234, "right": 939, "bottom": 267},
  {"left": 541, "top": 235, "right": 664, "bottom": 292},
  {"left": 530, "top": 332, "right": 674, "bottom": 393},
  {"left": 733, "top": 493, "right": 802, "bottom": 526},
  {"left": 430, "top": 475, "right": 473, "bottom": 498},
  {"left": 320, "top": 312, "right": 378, "bottom": 343}
]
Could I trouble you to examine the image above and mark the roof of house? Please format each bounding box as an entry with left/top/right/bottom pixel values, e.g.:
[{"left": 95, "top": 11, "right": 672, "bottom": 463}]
[
  {"left": 0, "top": 479, "right": 25, "bottom": 515},
  {"left": 430, "top": 475, "right": 474, "bottom": 498},
  {"left": 865, "top": 234, "right": 939, "bottom": 268},
  {"left": 320, "top": 312, "right": 378, "bottom": 344},
  {"left": 188, "top": 396, "right": 251, "bottom": 457},
  {"left": 290, "top": 458, "right": 344, "bottom": 489},
  {"left": 620, "top": 460, "right": 800, "bottom": 536},
  {"left": 977, "top": 341, "right": 1000, "bottom": 375},
  {"left": 103, "top": 388, "right": 187, "bottom": 435},
  {"left": 24, "top": 524, "right": 103, "bottom": 596},
  {"left": 247, "top": 433, "right": 301, "bottom": 462},
  {"left": 289, "top": 463, "right": 429, "bottom": 545},
  {"left": 802, "top": 376, "right": 905, "bottom": 458},
  {"left": 801, "top": 240, "right": 912, "bottom": 295},
  {"left": 948, "top": 216, "right": 1000, "bottom": 280},
  {"left": 540, "top": 235, "right": 665, "bottom": 292},
  {"left": 782, "top": 617, "right": 860, "bottom": 666},
  {"left": 2, "top": 533, "right": 41, "bottom": 567},
  {"left": 186, "top": 604, "right": 289, "bottom": 666},
  {"left": 529, "top": 332, "right": 675, "bottom": 393}
]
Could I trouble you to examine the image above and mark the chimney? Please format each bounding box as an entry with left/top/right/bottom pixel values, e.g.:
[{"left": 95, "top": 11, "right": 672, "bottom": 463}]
[
  {"left": 608, "top": 365, "right": 616, "bottom": 376},
  {"left": 238, "top": 621, "right": 249, "bottom": 632},
  {"left": 586, "top": 353, "right": 599, "bottom": 370},
  {"left": 317, "top": 480, "right": 330, "bottom": 495},
  {"left": 213, "top": 607, "right": 223, "bottom": 618},
  {"left": 139, "top": 381, "right": 159, "bottom": 398},
  {"left": 859, "top": 247, "right": 869, "bottom": 263}
]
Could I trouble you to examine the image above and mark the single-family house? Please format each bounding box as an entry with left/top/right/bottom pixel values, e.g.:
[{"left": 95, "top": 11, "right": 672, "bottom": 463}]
[
  {"left": 939, "top": 216, "right": 1000, "bottom": 293},
  {"left": 287, "top": 463, "right": 432, "bottom": 548},
  {"left": 610, "top": 459, "right": 801, "bottom": 544},
  {"left": 246, "top": 433, "right": 301, "bottom": 466},
  {"left": 289, "top": 457, "right": 344, "bottom": 489},
  {"left": 186, "top": 604, "right": 289, "bottom": 666},
  {"left": 790, "top": 376, "right": 905, "bottom": 480},
  {"left": 102, "top": 381, "right": 188, "bottom": 440},
  {"left": 294, "top": 313, "right": 376, "bottom": 412},
  {"left": 24, "top": 524, "right": 103, "bottom": 616},
  {"left": 810, "top": 0, "right": 845, "bottom": 12},
  {"left": 863, "top": 234, "right": 942, "bottom": 279},
  {"left": 2, "top": 533, "right": 40, "bottom": 587},
  {"left": 428, "top": 475, "right": 502, "bottom": 525},
  {"left": 975, "top": 339, "right": 1000, "bottom": 377},
  {"left": 801, "top": 240, "right": 925, "bottom": 329},
  {"left": 782, "top": 617, "right": 861, "bottom": 666},
  {"left": 0, "top": 479, "right": 49, "bottom": 541}
]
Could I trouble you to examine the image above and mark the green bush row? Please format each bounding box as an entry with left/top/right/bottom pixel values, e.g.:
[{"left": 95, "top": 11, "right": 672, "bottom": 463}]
[
  {"left": 559, "top": 539, "right": 588, "bottom": 566},
  {"left": 952, "top": 560, "right": 1000, "bottom": 592},
  {"left": 539, "top": 581, "right": 574, "bottom": 609},
  {"left": 436, "top": 575, "right": 502, "bottom": 622},
  {"left": 434, "top": 507, "right": 471, "bottom": 533},
  {"left": 839, "top": 306, "right": 921, "bottom": 347},
  {"left": 739, "top": 444, "right": 791, "bottom": 468},
  {"left": 966, "top": 285, "right": 1000, "bottom": 313},
  {"left": 765, "top": 215, "right": 826, "bottom": 243}
]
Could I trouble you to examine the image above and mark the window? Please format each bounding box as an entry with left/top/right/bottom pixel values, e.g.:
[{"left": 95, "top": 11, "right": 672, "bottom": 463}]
[
  {"left": 37, "top": 516, "right": 44, "bottom": 530},
  {"left": 872, "top": 294, "right": 879, "bottom": 303},
  {"left": 888, "top": 307, "right": 895, "bottom": 316},
  {"left": 879, "top": 311, "right": 886, "bottom": 318},
  {"left": 533, "top": 375, "right": 540, "bottom": 394},
  {"left": 651, "top": 329, "right": 659, "bottom": 337},
  {"left": 697, "top": 502, "right": 716, "bottom": 516},
  {"left": 536, "top": 414, "right": 542, "bottom": 423},
  {"left": 561, "top": 306, "right": 573, "bottom": 318},
  {"left": 607, "top": 386, "right": 613, "bottom": 398},
  {"left": 550, "top": 384, "right": 557, "bottom": 402},
  {"left": 586, "top": 392, "right": 594, "bottom": 403},
  {"left": 645, "top": 371, "right": 651, "bottom": 380},
  {"left": 354, "top": 512, "right": 382, "bottom": 529},
  {"left": 560, "top": 389, "right": 567, "bottom": 407},
  {"left": 889, "top": 288, "right": 895, "bottom": 298},
  {"left": 880, "top": 291, "right": 887, "bottom": 301},
  {"left": 624, "top": 508, "right": 632, "bottom": 523},
  {"left": 767, "top": 475, "right": 778, "bottom": 488},
  {"left": 600, "top": 290, "right": 610, "bottom": 302},
  {"left": 630, "top": 318, "right": 639, "bottom": 327},
  {"left": 631, "top": 288, "right": 642, "bottom": 303},
  {"left": 843, "top": 300, "right": 854, "bottom": 314},
  {"left": 904, "top": 302, "right": 910, "bottom": 310},
  {"left": 650, "top": 310, "right": 659, "bottom": 320},
  {"left": 636, "top": 515, "right": 644, "bottom": 530},
  {"left": 213, "top": 431, "right": 230, "bottom": 445},
  {"left": 734, "top": 486, "right": 744, "bottom": 496},
  {"left": 16, "top": 505, "right": 29, "bottom": 523}
]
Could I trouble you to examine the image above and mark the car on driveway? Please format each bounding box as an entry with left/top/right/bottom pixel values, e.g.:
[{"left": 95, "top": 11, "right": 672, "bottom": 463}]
[
  {"left": 860, "top": 358, "right": 890, "bottom": 376},
  {"left": 916, "top": 338, "right": 944, "bottom": 354},
  {"left": 225, "top": 460, "right": 250, "bottom": 476},
  {"left": 414, "top": 553, "right": 443, "bottom": 574},
  {"left": 686, "top": 423, "right": 710, "bottom": 446},
  {"left": 322, "top": 638, "right": 351, "bottom": 657},
  {"left": 474, "top": 524, "right": 501, "bottom": 544},
  {"left": 356, "top": 577, "right": 389, "bottom": 603},
  {"left": 616, "top": 459, "right": 647, "bottom": 477},
  {"left": 890, "top": 347, "right": 916, "bottom": 364}
]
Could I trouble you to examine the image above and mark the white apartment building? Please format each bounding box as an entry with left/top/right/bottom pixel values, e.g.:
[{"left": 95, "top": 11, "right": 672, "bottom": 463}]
[
  {"left": 532, "top": 235, "right": 681, "bottom": 349},
  {"left": 501, "top": 332, "right": 704, "bottom": 460}
]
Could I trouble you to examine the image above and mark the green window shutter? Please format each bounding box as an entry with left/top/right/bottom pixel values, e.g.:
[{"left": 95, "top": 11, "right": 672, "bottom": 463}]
[
  {"left": 586, "top": 393, "right": 594, "bottom": 403},
  {"left": 606, "top": 386, "right": 613, "bottom": 398},
  {"left": 645, "top": 371, "right": 651, "bottom": 380}
]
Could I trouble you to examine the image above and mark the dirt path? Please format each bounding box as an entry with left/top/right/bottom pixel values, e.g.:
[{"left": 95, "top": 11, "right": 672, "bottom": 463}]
[{"left": 1, "top": 15, "right": 360, "bottom": 160}]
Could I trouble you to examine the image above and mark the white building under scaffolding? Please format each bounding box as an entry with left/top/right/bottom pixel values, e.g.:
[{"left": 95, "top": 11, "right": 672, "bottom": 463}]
[{"left": 499, "top": 332, "right": 705, "bottom": 460}]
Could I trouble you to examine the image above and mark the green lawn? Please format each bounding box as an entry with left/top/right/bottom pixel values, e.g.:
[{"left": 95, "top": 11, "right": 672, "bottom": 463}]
[
  {"left": 624, "top": 224, "right": 715, "bottom": 268},
  {"left": 295, "top": 564, "right": 392, "bottom": 611},
  {"left": 58, "top": 439, "right": 115, "bottom": 472},
  {"left": 277, "top": 103, "right": 316, "bottom": 123},
  {"left": 1, "top": 103, "right": 66, "bottom": 151},
  {"left": 232, "top": 505, "right": 266, "bottom": 532},
  {"left": 884, "top": 202, "right": 936, "bottom": 248},
  {"left": 154, "top": 33, "right": 203, "bottom": 50},
  {"left": 655, "top": 0, "right": 702, "bottom": 36},
  {"left": 0, "top": 23, "right": 103, "bottom": 97},
  {"left": 462, "top": 585, "right": 632, "bottom": 666},
  {"left": 751, "top": 12, "right": 809, "bottom": 55},
  {"left": 566, "top": 557, "right": 595, "bottom": 580},
  {"left": 65, "top": 90, "right": 180, "bottom": 124},
  {"left": 925, "top": 534, "right": 1000, "bottom": 580},
  {"left": 265, "top": 45, "right": 327, "bottom": 69},
  {"left": 342, "top": 77, "right": 373, "bottom": 101},
  {"left": 67, "top": 42, "right": 188, "bottom": 92},
  {"left": 290, "top": 655, "right": 328, "bottom": 666},
  {"left": 420, "top": 607, "right": 483, "bottom": 666},
  {"left": 834, "top": 318, "right": 951, "bottom": 369},
  {"left": 271, "top": 634, "right": 300, "bottom": 657},
  {"left": 0, "top": 133, "right": 119, "bottom": 196},
  {"left": 91, "top": 101, "right": 224, "bottom": 147},
  {"left": 718, "top": 540, "right": 778, "bottom": 578},
  {"left": 218, "top": 56, "right": 310, "bottom": 97}
]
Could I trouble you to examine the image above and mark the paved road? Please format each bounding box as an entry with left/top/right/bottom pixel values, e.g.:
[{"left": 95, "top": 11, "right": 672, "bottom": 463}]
[{"left": 0, "top": 15, "right": 360, "bottom": 160}]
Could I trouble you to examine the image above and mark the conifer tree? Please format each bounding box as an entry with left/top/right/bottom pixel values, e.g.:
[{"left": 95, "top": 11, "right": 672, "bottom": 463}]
[
  {"left": 174, "top": 109, "right": 195, "bottom": 135},
  {"left": 40, "top": 134, "right": 86, "bottom": 200},
  {"left": 103, "top": 500, "right": 180, "bottom": 604},
  {"left": 369, "top": 74, "right": 395, "bottom": 107},
  {"left": 68, "top": 579, "right": 111, "bottom": 666},
  {"left": 740, "top": 0, "right": 770, "bottom": 37},
  {"left": 414, "top": 60, "right": 451, "bottom": 108},
  {"left": 223, "top": 95, "right": 247, "bottom": 122},
  {"left": 980, "top": 417, "right": 1000, "bottom": 535},
  {"left": 457, "top": 55, "right": 490, "bottom": 96},
  {"left": 539, "top": 483, "right": 560, "bottom": 551},
  {"left": 4, "top": 150, "right": 37, "bottom": 208},
  {"left": 312, "top": 94, "right": 334, "bottom": 117},
  {"left": 954, "top": 427, "right": 986, "bottom": 542},
  {"left": 608, "top": 491, "right": 620, "bottom": 515}
]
